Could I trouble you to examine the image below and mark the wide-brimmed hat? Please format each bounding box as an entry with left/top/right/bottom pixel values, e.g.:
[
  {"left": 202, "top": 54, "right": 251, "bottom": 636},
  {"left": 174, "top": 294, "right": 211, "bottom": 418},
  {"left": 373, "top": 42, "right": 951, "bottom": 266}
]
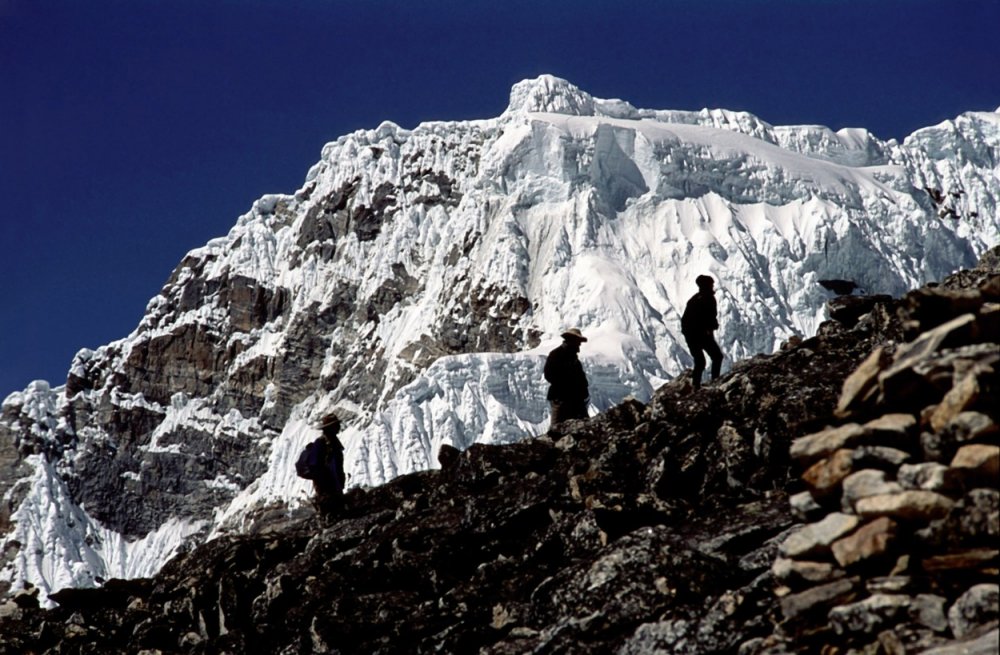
[
  {"left": 561, "top": 328, "right": 587, "bottom": 342},
  {"left": 315, "top": 413, "right": 341, "bottom": 431}
]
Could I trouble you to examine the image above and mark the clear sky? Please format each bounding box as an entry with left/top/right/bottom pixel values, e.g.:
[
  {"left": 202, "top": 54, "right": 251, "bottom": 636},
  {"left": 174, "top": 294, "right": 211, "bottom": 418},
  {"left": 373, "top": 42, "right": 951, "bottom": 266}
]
[{"left": 2, "top": 0, "right": 998, "bottom": 398}]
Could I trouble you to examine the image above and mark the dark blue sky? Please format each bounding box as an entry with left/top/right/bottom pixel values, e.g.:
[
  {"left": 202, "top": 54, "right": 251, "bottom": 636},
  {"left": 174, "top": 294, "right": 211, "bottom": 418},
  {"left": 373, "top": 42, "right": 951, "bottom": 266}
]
[{"left": 2, "top": 0, "right": 998, "bottom": 398}]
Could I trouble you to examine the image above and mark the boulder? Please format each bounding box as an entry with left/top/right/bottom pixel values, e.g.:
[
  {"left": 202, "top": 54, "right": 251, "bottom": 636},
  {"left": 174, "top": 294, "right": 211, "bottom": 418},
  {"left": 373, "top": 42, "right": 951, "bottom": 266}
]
[
  {"left": 855, "top": 491, "right": 955, "bottom": 522},
  {"left": 841, "top": 470, "right": 903, "bottom": 513},
  {"left": 802, "top": 449, "right": 854, "bottom": 500},
  {"left": 948, "top": 584, "right": 1000, "bottom": 639},
  {"left": 828, "top": 593, "right": 912, "bottom": 635},
  {"left": 878, "top": 314, "right": 978, "bottom": 410},
  {"left": 852, "top": 445, "right": 912, "bottom": 472},
  {"left": 863, "top": 413, "right": 919, "bottom": 445},
  {"left": 771, "top": 558, "right": 846, "bottom": 587},
  {"left": 917, "top": 489, "right": 999, "bottom": 552},
  {"left": 929, "top": 373, "right": 981, "bottom": 433},
  {"left": 898, "top": 462, "right": 954, "bottom": 493},
  {"left": 831, "top": 517, "right": 897, "bottom": 569},
  {"left": 779, "top": 513, "right": 860, "bottom": 559},
  {"left": 949, "top": 445, "right": 1000, "bottom": 488},
  {"left": 789, "top": 491, "right": 824, "bottom": 521},
  {"left": 790, "top": 424, "right": 866, "bottom": 466},
  {"left": 836, "top": 348, "right": 888, "bottom": 418},
  {"left": 917, "top": 628, "right": 999, "bottom": 655},
  {"left": 908, "top": 593, "right": 950, "bottom": 633},
  {"left": 779, "top": 577, "right": 860, "bottom": 622}
]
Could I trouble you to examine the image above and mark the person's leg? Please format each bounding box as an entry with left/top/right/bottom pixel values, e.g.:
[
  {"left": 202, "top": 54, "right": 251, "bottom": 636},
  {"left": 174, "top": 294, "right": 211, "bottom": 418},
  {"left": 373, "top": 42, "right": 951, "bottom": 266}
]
[
  {"left": 686, "top": 336, "right": 706, "bottom": 389},
  {"left": 550, "top": 400, "right": 565, "bottom": 427},
  {"left": 706, "top": 337, "right": 723, "bottom": 380},
  {"left": 316, "top": 490, "right": 343, "bottom": 523}
]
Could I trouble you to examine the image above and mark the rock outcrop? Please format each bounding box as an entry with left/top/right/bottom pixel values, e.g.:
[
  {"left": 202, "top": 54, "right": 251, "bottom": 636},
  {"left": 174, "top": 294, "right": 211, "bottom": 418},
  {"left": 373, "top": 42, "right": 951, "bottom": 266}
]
[
  {"left": 1, "top": 257, "right": 995, "bottom": 651},
  {"left": 753, "top": 255, "right": 999, "bottom": 654}
]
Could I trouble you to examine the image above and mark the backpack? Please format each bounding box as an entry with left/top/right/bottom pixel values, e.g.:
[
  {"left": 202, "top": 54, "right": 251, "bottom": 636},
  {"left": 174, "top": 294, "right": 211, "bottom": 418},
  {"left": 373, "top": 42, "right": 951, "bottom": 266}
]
[
  {"left": 295, "top": 441, "right": 325, "bottom": 480},
  {"left": 295, "top": 439, "right": 346, "bottom": 491}
]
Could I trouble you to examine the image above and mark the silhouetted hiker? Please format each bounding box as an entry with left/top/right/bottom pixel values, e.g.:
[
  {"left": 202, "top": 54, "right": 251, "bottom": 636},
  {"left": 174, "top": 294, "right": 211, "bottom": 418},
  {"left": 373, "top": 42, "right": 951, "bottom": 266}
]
[
  {"left": 544, "top": 328, "right": 590, "bottom": 425},
  {"left": 681, "top": 275, "right": 723, "bottom": 390},
  {"left": 295, "top": 413, "right": 346, "bottom": 519}
]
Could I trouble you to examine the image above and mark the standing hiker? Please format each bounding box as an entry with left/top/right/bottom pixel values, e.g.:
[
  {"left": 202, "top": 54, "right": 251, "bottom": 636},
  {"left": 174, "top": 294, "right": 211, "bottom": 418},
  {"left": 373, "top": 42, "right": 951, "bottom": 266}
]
[
  {"left": 681, "top": 274, "right": 724, "bottom": 390},
  {"left": 295, "top": 413, "right": 346, "bottom": 518},
  {"left": 544, "top": 328, "right": 590, "bottom": 425}
]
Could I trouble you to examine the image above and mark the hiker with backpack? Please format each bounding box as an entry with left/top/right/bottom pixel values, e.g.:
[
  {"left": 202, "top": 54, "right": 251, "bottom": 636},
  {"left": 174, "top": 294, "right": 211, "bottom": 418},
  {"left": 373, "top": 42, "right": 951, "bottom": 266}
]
[
  {"left": 295, "top": 413, "right": 347, "bottom": 519},
  {"left": 544, "top": 328, "right": 590, "bottom": 426},
  {"left": 681, "top": 274, "right": 724, "bottom": 391}
]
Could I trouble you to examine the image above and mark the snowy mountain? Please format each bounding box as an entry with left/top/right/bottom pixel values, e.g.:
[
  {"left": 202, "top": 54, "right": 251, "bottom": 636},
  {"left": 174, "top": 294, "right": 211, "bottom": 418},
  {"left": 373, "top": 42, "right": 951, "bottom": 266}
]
[{"left": 1, "top": 75, "right": 998, "bottom": 603}]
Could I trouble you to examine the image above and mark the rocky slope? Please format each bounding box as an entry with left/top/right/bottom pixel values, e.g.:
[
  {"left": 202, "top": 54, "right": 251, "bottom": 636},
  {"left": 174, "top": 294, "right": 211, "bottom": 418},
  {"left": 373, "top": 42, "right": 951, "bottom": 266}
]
[
  {"left": 1, "top": 75, "right": 998, "bottom": 603},
  {"left": 0, "top": 253, "right": 995, "bottom": 652}
]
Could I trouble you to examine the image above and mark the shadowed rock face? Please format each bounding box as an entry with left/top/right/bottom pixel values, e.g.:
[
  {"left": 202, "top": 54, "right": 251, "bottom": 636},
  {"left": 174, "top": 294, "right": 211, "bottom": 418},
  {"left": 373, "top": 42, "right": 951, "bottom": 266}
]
[{"left": 0, "top": 250, "right": 997, "bottom": 654}]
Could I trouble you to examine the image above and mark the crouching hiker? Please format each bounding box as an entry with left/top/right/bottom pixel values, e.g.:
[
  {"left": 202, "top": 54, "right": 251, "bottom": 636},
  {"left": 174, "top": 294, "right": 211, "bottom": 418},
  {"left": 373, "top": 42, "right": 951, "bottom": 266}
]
[{"left": 295, "top": 413, "right": 346, "bottom": 520}]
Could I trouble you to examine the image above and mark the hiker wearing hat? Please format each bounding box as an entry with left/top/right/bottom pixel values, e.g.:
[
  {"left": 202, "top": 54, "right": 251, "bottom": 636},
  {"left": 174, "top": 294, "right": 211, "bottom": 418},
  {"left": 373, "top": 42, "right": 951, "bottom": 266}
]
[
  {"left": 544, "top": 328, "right": 590, "bottom": 425},
  {"left": 295, "top": 413, "right": 347, "bottom": 518},
  {"left": 681, "top": 274, "right": 724, "bottom": 391}
]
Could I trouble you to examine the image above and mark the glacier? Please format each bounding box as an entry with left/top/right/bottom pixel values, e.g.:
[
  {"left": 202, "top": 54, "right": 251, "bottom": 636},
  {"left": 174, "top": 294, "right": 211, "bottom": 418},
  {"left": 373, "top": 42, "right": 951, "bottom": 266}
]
[{"left": 1, "top": 75, "right": 998, "bottom": 603}]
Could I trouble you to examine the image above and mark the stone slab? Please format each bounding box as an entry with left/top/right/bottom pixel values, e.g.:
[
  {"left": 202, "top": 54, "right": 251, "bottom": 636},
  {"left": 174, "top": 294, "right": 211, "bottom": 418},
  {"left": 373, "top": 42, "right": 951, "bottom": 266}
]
[
  {"left": 791, "top": 424, "right": 866, "bottom": 466},
  {"left": 780, "top": 513, "right": 861, "bottom": 559},
  {"left": 832, "top": 516, "right": 897, "bottom": 569},
  {"left": 855, "top": 491, "right": 955, "bottom": 522}
]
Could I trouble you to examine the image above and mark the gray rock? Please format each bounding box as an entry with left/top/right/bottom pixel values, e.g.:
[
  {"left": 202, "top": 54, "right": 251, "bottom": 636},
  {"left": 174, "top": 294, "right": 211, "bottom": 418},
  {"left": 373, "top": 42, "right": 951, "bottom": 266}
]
[
  {"left": 789, "top": 491, "right": 823, "bottom": 521},
  {"left": 948, "top": 584, "right": 1000, "bottom": 639},
  {"left": 780, "top": 577, "right": 860, "bottom": 621},
  {"left": 617, "top": 619, "right": 693, "bottom": 655},
  {"left": 841, "top": 469, "right": 903, "bottom": 512},
  {"left": 910, "top": 594, "right": 950, "bottom": 632},
  {"left": 0, "top": 600, "right": 21, "bottom": 620},
  {"left": 878, "top": 314, "right": 978, "bottom": 410},
  {"left": 836, "top": 348, "right": 888, "bottom": 418},
  {"left": 790, "top": 424, "right": 866, "bottom": 466},
  {"left": 863, "top": 414, "right": 919, "bottom": 446},
  {"left": 772, "top": 558, "right": 846, "bottom": 587},
  {"left": 946, "top": 411, "right": 999, "bottom": 445},
  {"left": 928, "top": 370, "right": 982, "bottom": 433},
  {"left": 919, "top": 489, "right": 999, "bottom": 549},
  {"left": 918, "top": 627, "right": 999, "bottom": 655},
  {"left": 898, "top": 462, "right": 953, "bottom": 492},
  {"left": 779, "top": 513, "right": 860, "bottom": 559},
  {"left": 852, "top": 445, "right": 912, "bottom": 472},
  {"left": 828, "top": 593, "right": 912, "bottom": 635}
]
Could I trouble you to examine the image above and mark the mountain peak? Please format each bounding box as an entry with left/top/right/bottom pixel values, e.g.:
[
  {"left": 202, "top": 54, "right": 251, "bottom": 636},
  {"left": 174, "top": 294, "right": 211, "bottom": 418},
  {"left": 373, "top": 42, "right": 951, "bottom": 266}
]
[
  {"left": 506, "top": 75, "right": 596, "bottom": 115},
  {"left": 506, "top": 75, "right": 641, "bottom": 119}
]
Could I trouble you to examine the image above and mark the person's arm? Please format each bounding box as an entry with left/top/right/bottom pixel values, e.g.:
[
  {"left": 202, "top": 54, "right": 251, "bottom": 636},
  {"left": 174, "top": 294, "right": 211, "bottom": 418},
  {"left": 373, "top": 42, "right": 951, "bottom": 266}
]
[{"left": 544, "top": 348, "right": 562, "bottom": 384}]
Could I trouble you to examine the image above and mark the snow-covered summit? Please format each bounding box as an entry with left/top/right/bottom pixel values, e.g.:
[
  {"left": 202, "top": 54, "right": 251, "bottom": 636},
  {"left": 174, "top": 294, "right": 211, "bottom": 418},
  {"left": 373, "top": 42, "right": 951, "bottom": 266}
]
[
  {"left": 506, "top": 74, "right": 641, "bottom": 119},
  {"left": 507, "top": 75, "right": 599, "bottom": 116},
  {"left": 1, "top": 76, "right": 998, "bottom": 605}
]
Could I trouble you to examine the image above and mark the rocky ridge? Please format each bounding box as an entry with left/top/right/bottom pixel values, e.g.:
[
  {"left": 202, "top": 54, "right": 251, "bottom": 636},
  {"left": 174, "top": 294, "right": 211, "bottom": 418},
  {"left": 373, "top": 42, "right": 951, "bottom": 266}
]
[{"left": 0, "top": 254, "right": 995, "bottom": 652}]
